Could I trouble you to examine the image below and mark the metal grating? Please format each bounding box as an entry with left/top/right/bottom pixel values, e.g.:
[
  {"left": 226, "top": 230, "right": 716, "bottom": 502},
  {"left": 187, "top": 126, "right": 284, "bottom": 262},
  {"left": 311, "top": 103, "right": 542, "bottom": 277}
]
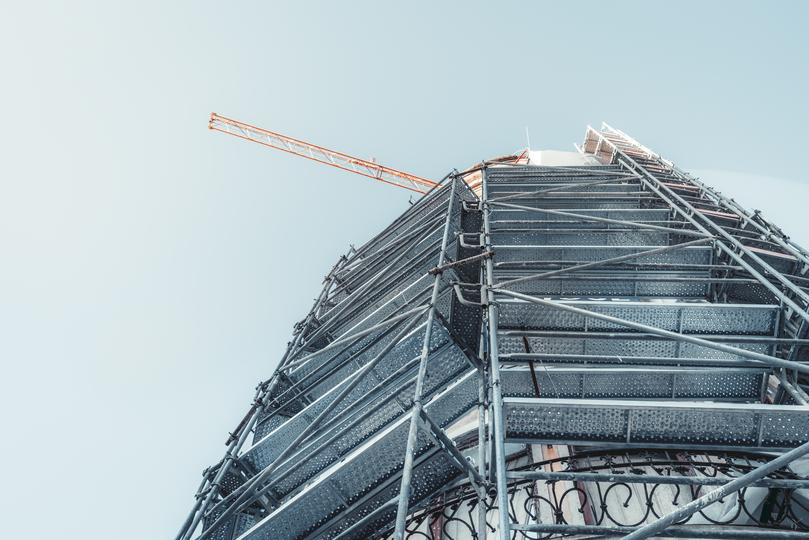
[
  {"left": 499, "top": 367, "right": 765, "bottom": 401},
  {"left": 239, "top": 373, "right": 479, "bottom": 540},
  {"left": 504, "top": 398, "right": 809, "bottom": 451},
  {"left": 497, "top": 300, "right": 778, "bottom": 335}
]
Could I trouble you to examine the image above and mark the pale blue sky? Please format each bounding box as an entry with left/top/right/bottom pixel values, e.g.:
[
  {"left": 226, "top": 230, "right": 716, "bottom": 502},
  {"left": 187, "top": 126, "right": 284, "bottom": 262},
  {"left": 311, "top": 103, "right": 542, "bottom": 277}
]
[{"left": 1, "top": 2, "right": 808, "bottom": 539}]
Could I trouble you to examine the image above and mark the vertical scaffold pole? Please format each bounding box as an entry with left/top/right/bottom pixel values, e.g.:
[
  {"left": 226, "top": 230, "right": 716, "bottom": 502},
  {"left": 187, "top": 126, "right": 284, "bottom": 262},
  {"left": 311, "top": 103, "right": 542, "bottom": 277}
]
[
  {"left": 481, "top": 166, "right": 511, "bottom": 540},
  {"left": 477, "top": 363, "right": 489, "bottom": 538},
  {"left": 393, "top": 178, "right": 458, "bottom": 539}
]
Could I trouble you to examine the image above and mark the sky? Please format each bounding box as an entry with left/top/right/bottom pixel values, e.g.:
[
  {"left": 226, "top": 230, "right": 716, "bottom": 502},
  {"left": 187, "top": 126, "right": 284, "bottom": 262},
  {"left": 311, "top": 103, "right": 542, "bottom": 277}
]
[{"left": 1, "top": 2, "right": 808, "bottom": 539}]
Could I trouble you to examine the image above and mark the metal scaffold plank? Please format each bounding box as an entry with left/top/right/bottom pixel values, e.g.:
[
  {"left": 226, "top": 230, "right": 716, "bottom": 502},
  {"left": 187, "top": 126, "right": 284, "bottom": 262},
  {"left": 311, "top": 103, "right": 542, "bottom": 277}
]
[{"left": 503, "top": 398, "right": 809, "bottom": 451}]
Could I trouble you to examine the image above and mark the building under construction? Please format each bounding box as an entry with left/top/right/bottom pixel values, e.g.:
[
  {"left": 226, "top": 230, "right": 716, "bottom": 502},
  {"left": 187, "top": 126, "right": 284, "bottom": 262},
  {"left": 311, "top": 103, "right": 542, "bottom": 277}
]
[{"left": 177, "top": 121, "right": 809, "bottom": 540}]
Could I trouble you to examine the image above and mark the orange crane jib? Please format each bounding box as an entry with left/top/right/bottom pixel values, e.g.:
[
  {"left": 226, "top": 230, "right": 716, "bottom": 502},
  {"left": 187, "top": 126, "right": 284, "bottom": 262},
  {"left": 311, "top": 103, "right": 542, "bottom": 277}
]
[{"left": 208, "top": 113, "right": 438, "bottom": 194}]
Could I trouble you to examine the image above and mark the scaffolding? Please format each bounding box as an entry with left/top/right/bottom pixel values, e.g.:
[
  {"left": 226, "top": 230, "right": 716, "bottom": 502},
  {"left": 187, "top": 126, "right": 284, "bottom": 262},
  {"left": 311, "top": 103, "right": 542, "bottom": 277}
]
[{"left": 177, "top": 124, "right": 809, "bottom": 540}]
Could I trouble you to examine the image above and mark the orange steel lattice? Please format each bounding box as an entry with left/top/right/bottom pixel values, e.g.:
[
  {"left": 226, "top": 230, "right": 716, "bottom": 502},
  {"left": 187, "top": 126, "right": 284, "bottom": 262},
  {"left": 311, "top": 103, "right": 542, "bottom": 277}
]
[{"left": 209, "top": 113, "right": 438, "bottom": 194}]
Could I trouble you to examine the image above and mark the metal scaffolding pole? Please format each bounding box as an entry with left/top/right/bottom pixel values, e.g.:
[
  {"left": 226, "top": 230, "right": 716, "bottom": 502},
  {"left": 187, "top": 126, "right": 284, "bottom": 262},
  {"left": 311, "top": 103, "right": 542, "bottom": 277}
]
[
  {"left": 476, "top": 362, "right": 489, "bottom": 538},
  {"left": 508, "top": 468, "right": 809, "bottom": 489},
  {"left": 481, "top": 167, "right": 512, "bottom": 540},
  {"left": 393, "top": 178, "right": 459, "bottom": 539},
  {"left": 514, "top": 523, "right": 809, "bottom": 539}
]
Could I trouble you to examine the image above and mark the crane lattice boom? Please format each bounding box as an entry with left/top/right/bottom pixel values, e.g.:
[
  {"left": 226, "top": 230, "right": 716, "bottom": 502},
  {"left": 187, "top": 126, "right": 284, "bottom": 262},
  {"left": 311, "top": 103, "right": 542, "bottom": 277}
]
[{"left": 208, "top": 113, "right": 438, "bottom": 193}]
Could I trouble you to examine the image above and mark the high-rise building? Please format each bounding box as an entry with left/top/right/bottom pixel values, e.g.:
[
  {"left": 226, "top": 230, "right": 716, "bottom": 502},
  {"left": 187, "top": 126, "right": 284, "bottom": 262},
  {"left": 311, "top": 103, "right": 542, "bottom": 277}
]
[{"left": 177, "top": 124, "right": 809, "bottom": 540}]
